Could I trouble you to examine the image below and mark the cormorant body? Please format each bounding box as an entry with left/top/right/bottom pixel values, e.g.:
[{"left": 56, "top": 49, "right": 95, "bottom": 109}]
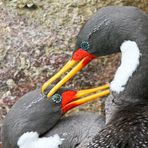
[
  {"left": 2, "top": 88, "right": 105, "bottom": 148},
  {"left": 89, "top": 101, "right": 148, "bottom": 148}
]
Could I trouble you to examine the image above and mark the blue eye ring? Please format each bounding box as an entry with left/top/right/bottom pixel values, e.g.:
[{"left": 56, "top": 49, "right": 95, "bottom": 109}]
[
  {"left": 80, "top": 41, "right": 90, "bottom": 50},
  {"left": 51, "top": 94, "right": 62, "bottom": 103}
]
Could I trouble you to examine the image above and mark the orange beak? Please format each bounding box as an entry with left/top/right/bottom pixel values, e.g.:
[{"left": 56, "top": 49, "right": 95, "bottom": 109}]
[
  {"left": 61, "top": 83, "right": 110, "bottom": 113},
  {"left": 42, "top": 49, "right": 96, "bottom": 99}
]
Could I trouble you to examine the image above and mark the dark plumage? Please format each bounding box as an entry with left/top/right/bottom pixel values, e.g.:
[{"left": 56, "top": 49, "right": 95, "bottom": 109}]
[
  {"left": 89, "top": 102, "right": 148, "bottom": 148},
  {"left": 76, "top": 6, "right": 148, "bottom": 99},
  {"left": 2, "top": 88, "right": 63, "bottom": 148},
  {"left": 2, "top": 87, "right": 105, "bottom": 148},
  {"left": 73, "top": 6, "right": 148, "bottom": 148},
  {"left": 47, "top": 112, "right": 105, "bottom": 148}
]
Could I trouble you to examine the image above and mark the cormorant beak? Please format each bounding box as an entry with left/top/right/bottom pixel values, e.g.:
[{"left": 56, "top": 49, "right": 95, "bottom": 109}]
[
  {"left": 42, "top": 48, "right": 96, "bottom": 99},
  {"left": 61, "top": 84, "right": 110, "bottom": 113}
]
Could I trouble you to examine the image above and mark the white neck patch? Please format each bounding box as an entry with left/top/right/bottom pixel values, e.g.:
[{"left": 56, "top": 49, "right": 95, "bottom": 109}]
[
  {"left": 17, "top": 132, "right": 63, "bottom": 148},
  {"left": 110, "top": 40, "right": 141, "bottom": 93}
]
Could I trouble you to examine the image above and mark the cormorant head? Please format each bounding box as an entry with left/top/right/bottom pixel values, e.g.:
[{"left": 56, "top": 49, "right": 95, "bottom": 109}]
[
  {"left": 41, "top": 6, "right": 144, "bottom": 99},
  {"left": 44, "top": 84, "right": 110, "bottom": 114}
]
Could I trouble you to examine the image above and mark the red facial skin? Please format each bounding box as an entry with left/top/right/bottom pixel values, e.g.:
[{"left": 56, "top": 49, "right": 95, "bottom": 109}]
[
  {"left": 62, "top": 101, "right": 79, "bottom": 114},
  {"left": 62, "top": 91, "right": 77, "bottom": 107},
  {"left": 61, "top": 49, "right": 96, "bottom": 113},
  {"left": 71, "top": 48, "right": 96, "bottom": 63},
  {"left": 61, "top": 90, "right": 77, "bottom": 113}
]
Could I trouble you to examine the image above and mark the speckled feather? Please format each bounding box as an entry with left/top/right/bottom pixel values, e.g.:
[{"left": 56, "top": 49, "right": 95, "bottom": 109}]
[{"left": 88, "top": 102, "right": 148, "bottom": 148}]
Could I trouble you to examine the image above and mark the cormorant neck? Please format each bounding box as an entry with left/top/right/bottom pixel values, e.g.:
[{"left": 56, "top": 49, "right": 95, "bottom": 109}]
[
  {"left": 112, "top": 35, "right": 148, "bottom": 102},
  {"left": 105, "top": 37, "right": 148, "bottom": 123},
  {"left": 125, "top": 35, "right": 148, "bottom": 99},
  {"left": 110, "top": 41, "right": 141, "bottom": 94}
]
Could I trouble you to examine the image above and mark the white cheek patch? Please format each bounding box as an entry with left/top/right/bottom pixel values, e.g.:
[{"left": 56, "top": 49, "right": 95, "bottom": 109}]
[
  {"left": 17, "top": 132, "right": 63, "bottom": 148},
  {"left": 110, "top": 40, "right": 141, "bottom": 93}
]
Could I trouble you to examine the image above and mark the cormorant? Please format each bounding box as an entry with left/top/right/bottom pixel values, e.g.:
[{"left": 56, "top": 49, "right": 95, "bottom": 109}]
[
  {"left": 2, "top": 85, "right": 108, "bottom": 148},
  {"left": 42, "top": 6, "right": 148, "bottom": 147}
]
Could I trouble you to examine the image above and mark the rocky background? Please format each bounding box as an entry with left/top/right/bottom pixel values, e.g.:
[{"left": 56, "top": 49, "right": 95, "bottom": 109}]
[{"left": 0, "top": 0, "right": 148, "bottom": 146}]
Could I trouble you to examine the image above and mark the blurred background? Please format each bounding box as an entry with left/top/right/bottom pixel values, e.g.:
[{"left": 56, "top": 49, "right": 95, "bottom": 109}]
[{"left": 0, "top": 0, "right": 148, "bottom": 146}]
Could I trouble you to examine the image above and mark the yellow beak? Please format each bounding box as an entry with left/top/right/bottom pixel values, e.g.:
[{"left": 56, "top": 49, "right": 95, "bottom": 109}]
[
  {"left": 42, "top": 58, "right": 87, "bottom": 99},
  {"left": 41, "top": 59, "right": 77, "bottom": 94},
  {"left": 62, "top": 83, "right": 110, "bottom": 113},
  {"left": 42, "top": 48, "right": 96, "bottom": 99}
]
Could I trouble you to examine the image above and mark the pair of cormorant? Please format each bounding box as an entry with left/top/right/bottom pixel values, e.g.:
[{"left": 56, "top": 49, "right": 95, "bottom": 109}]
[{"left": 2, "top": 6, "right": 148, "bottom": 148}]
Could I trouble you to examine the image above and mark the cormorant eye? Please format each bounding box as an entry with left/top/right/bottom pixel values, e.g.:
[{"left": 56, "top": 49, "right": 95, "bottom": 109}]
[
  {"left": 80, "top": 41, "right": 90, "bottom": 50},
  {"left": 51, "top": 94, "right": 62, "bottom": 103}
]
